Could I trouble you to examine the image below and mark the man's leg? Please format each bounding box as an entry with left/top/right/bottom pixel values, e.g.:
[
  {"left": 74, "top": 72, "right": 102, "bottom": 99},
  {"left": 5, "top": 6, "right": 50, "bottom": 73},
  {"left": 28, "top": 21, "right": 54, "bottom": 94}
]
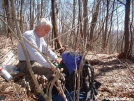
[
  {"left": 32, "top": 62, "right": 53, "bottom": 80},
  {"left": 17, "top": 61, "right": 53, "bottom": 80}
]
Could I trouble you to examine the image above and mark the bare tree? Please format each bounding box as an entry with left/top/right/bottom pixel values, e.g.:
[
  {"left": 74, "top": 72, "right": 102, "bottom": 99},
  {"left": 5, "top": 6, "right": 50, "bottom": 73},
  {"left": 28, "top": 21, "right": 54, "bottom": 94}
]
[
  {"left": 107, "top": 0, "right": 115, "bottom": 53},
  {"left": 51, "top": 0, "right": 63, "bottom": 54},
  {"left": 124, "top": 0, "right": 131, "bottom": 57},
  {"left": 102, "top": 0, "right": 110, "bottom": 52},
  {"left": 78, "top": 0, "right": 83, "bottom": 38},
  {"left": 37, "top": 1, "right": 41, "bottom": 22},
  {"left": 117, "top": 0, "right": 132, "bottom": 58},
  {"left": 3, "top": 0, "right": 13, "bottom": 43},
  {"left": 20, "top": 0, "right": 24, "bottom": 32},
  {"left": 30, "top": 0, "right": 35, "bottom": 30},
  {"left": 89, "top": 0, "right": 100, "bottom": 51},
  {"left": 72, "top": 0, "right": 76, "bottom": 31},
  {"left": 82, "top": 0, "right": 88, "bottom": 39}
]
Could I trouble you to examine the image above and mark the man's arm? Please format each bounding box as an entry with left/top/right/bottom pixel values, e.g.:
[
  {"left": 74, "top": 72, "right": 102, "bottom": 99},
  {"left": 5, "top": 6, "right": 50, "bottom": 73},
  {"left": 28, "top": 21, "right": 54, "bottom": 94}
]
[{"left": 41, "top": 38, "right": 62, "bottom": 64}]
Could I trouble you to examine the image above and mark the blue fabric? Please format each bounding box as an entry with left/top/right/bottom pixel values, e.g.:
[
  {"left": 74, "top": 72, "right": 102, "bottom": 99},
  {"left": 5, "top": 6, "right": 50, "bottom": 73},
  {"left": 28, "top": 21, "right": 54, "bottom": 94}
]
[
  {"left": 62, "top": 52, "right": 81, "bottom": 74},
  {"left": 38, "top": 91, "right": 86, "bottom": 101}
]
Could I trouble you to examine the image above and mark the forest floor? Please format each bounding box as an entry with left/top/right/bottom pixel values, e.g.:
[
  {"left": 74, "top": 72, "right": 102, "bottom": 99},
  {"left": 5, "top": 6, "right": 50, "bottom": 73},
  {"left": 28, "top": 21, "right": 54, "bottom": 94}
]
[{"left": 0, "top": 35, "right": 134, "bottom": 101}]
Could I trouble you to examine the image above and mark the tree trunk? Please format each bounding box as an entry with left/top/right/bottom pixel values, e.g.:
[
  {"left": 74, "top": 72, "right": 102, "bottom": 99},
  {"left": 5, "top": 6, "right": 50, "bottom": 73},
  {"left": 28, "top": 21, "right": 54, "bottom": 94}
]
[
  {"left": 107, "top": 0, "right": 115, "bottom": 53},
  {"left": 51, "top": 0, "right": 63, "bottom": 54},
  {"left": 41, "top": 0, "right": 43, "bottom": 17},
  {"left": 70, "top": 0, "right": 76, "bottom": 48},
  {"left": 71, "top": 0, "right": 76, "bottom": 37},
  {"left": 89, "top": 0, "right": 100, "bottom": 50},
  {"left": 30, "top": 0, "right": 35, "bottom": 30},
  {"left": 37, "top": 2, "right": 41, "bottom": 22},
  {"left": 89, "top": 0, "right": 100, "bottom": 40},
  {"left": 72, "top": 0, "right": 76, "bottom": 30},
  {"left": 3, "top": 0, "right": 13, "bottom": 43},
  {"left": 102, "top": 0, "right": 110, "bottom": 52},
  {"left": 82, "top": 0, "right": 88, "bottom": 39},
  {"left": 20, "top": 0, "right": 24, "bottom": 32},
  {"left": 124, "top": 0, "right": 131, "bottom": 57},
  {"left": 116, "top": 3, "right": 119, "bottom": 53},
  {"left": 78, "top": 0, "right": 83, "bottom": 38}
]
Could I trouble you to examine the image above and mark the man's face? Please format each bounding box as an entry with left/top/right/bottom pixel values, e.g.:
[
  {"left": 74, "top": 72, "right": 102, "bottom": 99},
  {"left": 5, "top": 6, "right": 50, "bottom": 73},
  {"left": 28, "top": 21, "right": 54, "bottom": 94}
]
[{"left": 41, "top": 25, "right": 51, "bottom": 36}]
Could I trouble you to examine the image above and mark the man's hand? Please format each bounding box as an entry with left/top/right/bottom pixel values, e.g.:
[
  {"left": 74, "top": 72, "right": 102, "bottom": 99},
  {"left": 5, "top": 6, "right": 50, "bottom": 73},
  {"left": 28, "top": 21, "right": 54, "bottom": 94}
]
[
  {"left": 51, "top": 65, "right": 57, "bottom": 73},
  {"left": 55, "top": 58, "right": 62, "bottom": 64}
]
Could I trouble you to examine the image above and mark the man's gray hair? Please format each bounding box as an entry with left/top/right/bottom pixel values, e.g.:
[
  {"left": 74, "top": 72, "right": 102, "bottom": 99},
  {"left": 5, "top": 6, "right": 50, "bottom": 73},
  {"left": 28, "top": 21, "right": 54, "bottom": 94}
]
[{"left": 36, "top": 18, "right": 52, "bottom": 29}]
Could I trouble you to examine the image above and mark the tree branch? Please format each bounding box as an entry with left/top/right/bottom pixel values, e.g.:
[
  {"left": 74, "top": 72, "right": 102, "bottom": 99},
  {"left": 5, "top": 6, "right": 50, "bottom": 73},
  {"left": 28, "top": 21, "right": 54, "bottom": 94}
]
[{"left": 117, "top": 0, "right": 125, "bottom": 5}]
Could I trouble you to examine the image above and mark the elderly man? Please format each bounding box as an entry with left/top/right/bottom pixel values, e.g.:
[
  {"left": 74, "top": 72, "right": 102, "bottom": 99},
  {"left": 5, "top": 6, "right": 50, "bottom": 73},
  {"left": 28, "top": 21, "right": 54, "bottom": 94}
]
[{"left": 17, "top": 18, "right": 61, "bottom": 80}]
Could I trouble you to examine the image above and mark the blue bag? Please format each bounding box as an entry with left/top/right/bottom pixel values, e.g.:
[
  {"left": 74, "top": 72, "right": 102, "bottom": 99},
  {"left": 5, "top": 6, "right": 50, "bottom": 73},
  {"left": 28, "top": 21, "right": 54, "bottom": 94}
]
[
  {"left": 62, "top": 52, "right": 82, "bottom": 74},
  {"left": 38, "top": 91, "right": 86, "bottom": 101}
]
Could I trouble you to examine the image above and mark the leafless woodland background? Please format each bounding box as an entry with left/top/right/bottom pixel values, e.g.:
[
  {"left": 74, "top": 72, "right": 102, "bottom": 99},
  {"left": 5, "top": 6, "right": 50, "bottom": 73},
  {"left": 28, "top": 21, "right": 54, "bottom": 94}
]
[{"left": 0, "top": 0, "right": 133, "bottom": 57}]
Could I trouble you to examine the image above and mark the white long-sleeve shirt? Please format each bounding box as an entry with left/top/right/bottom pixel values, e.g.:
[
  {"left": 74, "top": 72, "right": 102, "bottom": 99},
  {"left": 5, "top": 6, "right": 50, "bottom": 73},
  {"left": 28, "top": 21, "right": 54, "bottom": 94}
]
[{"left": 17, "top": 30, "right": 58, "bottom": 68}]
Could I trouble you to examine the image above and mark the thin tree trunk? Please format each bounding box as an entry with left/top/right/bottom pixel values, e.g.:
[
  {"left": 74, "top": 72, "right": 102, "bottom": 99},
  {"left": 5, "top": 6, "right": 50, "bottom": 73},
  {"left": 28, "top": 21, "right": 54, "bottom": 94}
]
[
  {"left": 30, "top": 0, "right": 34, "bottom": 30},
  {"left": 20, "top": 0, "right": 24, "bottom": 32},
  {"left": 71, "top": 0, "right": 76, "bottom": 45},
  {"left": 89, "top": 0, "right": 100, "bottom": 50},
  {"left": 82, "top": 0, "right": 88, "bottom": 39},
  {"left": 78, "top": 0, "right": 83, "bottom": 38},
  {"left": 124, "top": 0, "right": 131, "bottom": 57},
  {"left": 51, "top": 0, "right": 63, "bottom": 54},
  {"left": 3, "top": 0, "right": 13, "bottom": 43},
  {"left": 67, "top": 0, "right": 76, "bottom": 49},
  {"left": 41, "top": 0, "right": 43, "bottom": 17},
  {"left": 102, "top": 0, "right": 110, "bottom": 52},
  {"left": 72, "top": 0, "right": 76, "bottom": 30},
  {"left": 89, "top": 0, "right": 100, "bottom": 40},
  {"left": 116, "top": 3, "right": 119, "bottom": 52},
  {"left": 37, "top": 1, "right": 41, "bottom": 22},
  {"left": 106, "top": 0, "right": 115, "bottom": 53}
]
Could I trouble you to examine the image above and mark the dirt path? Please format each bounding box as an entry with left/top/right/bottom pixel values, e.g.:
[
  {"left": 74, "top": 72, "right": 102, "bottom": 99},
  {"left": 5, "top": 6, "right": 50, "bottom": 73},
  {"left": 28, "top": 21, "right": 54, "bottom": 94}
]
[{"left": 86, "top": 54, "right": 134, "bottom": 101}]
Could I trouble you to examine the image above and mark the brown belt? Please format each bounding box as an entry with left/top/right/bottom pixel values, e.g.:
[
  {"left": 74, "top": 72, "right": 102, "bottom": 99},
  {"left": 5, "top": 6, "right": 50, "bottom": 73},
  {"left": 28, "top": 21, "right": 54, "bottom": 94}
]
[{"left": 19, "top": 61, "right": 35, "bottom": 62}]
